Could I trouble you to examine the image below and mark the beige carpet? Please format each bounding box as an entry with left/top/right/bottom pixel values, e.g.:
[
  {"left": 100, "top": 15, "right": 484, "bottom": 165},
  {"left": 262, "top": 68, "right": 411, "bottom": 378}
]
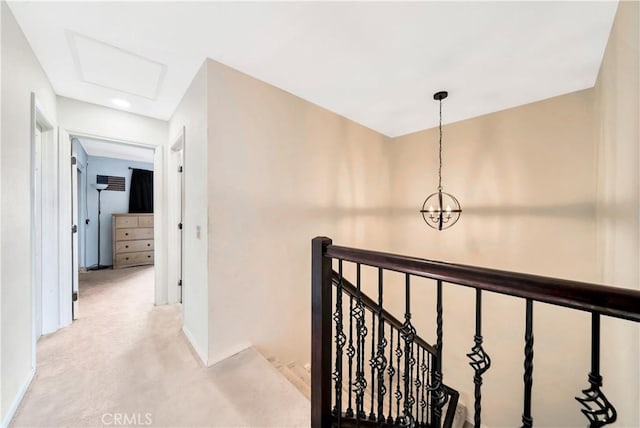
[{"left": 11, "top": 267, "right": 310, "bottom": 428}]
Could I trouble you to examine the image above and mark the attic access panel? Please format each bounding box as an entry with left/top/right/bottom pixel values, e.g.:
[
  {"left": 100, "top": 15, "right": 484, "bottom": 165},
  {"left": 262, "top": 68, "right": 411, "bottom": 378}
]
[{"left": 97, "top": 175, "right": 125, "bottom": 191}]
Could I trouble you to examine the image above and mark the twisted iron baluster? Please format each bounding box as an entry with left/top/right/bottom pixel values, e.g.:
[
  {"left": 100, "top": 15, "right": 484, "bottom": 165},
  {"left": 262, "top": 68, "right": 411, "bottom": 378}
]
[
  {"left": 395, "top": 329, "right": 403, "bottom": 424},
  {"left": 467, "top": 289, "right": 491, "bottom": 428},
  {"left": 414, "top": 347, "right": 421, "bottom": 425},
  {"left": 430, "top": 280, "right": 448, "bottom": 426},
  {"left": 332, "top": 260, "right": 347, "bottom": 419},
  {"left": 346, "top": 295, "right": 355, "bottom": 418},
  {"left": 376, "top": 268, "right": 387, "bottom": 422},
  {"left": 426, "top": 350, "right": 431, "bottom": 425},
  {"left": 420, "top": 348, "right": 427, "bottom": 425},
  {"left": 387, "top": 328, "right": 395, "bottom": 424},
  {"left": 521, "top": 299, "right": 534, "bottom": 428},
  {"left": 576, "top": 313, "right": 617, "bottom": 427},
  {"left": 401, "top": 274, "right": 416, "bottom": 427},
  {"left": 353, "top": 264, "right": 367, "bottom": 421},
  {"left": 369, "top": 311, "right": 376, "bottom": 421}
]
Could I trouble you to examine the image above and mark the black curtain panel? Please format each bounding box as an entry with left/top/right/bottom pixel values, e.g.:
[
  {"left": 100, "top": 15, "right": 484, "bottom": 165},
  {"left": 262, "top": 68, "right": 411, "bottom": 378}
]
[{"left": 129, "top": 168, "right": 154, "bottom": 213}]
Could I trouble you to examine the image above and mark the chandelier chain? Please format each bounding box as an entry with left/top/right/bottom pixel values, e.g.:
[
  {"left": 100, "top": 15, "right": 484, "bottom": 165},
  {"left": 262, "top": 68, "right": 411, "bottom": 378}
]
[{"left": 438, "top": 98, "right": 443, "bottom": 192}]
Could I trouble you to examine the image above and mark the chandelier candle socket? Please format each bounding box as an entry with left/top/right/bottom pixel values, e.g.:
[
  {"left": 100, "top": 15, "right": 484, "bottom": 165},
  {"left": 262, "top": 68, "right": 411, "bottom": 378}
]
[{"left": 420, "top": 91, "right": 462, "bottom": 230}]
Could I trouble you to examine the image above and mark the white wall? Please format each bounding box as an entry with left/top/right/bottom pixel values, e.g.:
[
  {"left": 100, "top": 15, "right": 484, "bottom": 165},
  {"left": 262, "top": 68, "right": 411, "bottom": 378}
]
[
  {"left": 74, "top": 141, "right": 88, "bottom": 268},
  {"left": 1, "top": 2, "right": 57, "bottom": 424},
  {"left": 84, "top": 156, "right": 153, "bottom": 267},
  {"left": 595, "top": 2, "right": 640, "bottom": 426},
  {"left": 205, "top": 59, "right": 392, "bottom": 365},
  {"left": 168, "top": 62, "right": 209, "bottom": 364},
  {"left": 56, "top": 97, "right": 169, "bottom": 304}
]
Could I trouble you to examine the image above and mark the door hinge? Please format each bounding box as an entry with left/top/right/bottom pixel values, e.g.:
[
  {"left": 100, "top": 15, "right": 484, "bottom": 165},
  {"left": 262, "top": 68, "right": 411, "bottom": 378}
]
[
  {"left": 178, "top": 222, "right": 183, "bottom": 230},
  {"left": 178, "top": 166, "right": 183, "bottom": 173},
  {"left": 178, "top": 280, "right": 182, "bottom": 286},
  {"left": 72, "top": 225, "right": 78, "bottom": 233},
  {"left": 71, "top": 156, "right": 77, "bottom": 165},
  {"left": 72, "top": 291, "right": 78, "bottom": 302}
]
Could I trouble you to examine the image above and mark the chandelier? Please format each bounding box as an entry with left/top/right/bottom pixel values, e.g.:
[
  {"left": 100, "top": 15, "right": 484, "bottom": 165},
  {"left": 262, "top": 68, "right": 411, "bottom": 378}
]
[{"left": 420, "top": 91, "right": 462, "bottom": 230}]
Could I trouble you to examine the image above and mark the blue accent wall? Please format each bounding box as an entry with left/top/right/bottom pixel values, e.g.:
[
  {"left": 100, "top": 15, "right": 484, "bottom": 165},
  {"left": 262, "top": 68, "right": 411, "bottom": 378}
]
[{"left": 85, "top": 156, "right": 153, "bottom": 267}]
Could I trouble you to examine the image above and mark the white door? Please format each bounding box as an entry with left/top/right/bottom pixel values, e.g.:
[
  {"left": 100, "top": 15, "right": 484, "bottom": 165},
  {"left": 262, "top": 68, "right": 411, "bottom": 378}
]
[
  {"left": 71, "top": 140, "right": 79, "bottom": 318},
  {"left": 34, "top": 125, "right": 43, "bottom": 337}
]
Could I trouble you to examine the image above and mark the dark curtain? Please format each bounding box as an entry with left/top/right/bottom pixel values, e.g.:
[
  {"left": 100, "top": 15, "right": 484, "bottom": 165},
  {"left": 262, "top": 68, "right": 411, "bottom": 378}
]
[{"left": 129, "top": 168, "right": 154, "bottom": 213}]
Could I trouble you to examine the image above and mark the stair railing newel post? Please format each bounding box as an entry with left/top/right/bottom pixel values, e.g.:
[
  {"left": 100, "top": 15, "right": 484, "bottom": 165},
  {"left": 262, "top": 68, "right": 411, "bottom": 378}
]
[
  {"left": 311, "top": 237, "right": 333, "bottom": 428},
  {"left": 576, "top": 313, "right": 617, "bottom": 427}
]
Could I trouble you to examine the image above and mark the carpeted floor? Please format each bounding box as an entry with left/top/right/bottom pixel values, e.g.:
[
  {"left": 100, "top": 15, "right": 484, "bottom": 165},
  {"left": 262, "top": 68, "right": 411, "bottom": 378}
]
[{"left": 11, "top": 266, "right": 309, "bottom": 427}]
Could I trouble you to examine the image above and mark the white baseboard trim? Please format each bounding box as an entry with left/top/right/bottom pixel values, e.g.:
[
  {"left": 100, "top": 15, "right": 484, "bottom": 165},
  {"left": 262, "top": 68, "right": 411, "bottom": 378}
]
[
  {"left": 208, "top": 342, "right": 252, "bottom": 367},
  {"left": 181, "top": 326, "right": 208, "bottom": 367},
  {"left": 1, "top": 367, "right": 35, "bottom": 428}
]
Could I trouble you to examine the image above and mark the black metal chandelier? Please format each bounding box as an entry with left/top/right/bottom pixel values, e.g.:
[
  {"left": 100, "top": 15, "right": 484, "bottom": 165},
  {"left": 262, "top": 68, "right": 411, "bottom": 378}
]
[{"left": 420, "top": 91, "right": 462, "bottom": 230}]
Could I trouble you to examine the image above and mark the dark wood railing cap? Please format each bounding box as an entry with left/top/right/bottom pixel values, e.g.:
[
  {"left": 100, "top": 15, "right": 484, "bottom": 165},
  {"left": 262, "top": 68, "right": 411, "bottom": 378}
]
[{"left": 325, "top": 243, "right": 640, "bottom": 323}]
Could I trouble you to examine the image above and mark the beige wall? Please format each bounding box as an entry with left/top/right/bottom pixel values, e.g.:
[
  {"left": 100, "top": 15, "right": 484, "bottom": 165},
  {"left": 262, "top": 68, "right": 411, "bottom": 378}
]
[
  {"left": 205, "top": 59, "right": 391, "bottom": 364},
  {"left": 168, "top": 62, "right": 210, "bottom": 364},
  {"left": 1, "top": 2, "right": 57, "bottom": 423},
  {"left": 388, "top": 90, "right": 598, "bottom": 427},
  {"left": 595, "top": 1, "right": 640, "bottom": 426}
]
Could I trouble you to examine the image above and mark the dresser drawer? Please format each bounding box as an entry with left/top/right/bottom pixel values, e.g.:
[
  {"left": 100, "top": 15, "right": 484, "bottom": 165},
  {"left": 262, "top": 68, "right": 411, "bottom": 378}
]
[
  {"left": 115, "top": 228, "right": 154, "bottom": 241},
  {"left": 115, "top": 251, "right": 154, "bottom": 266},
  {"left": 138, "top": 215, "right": 154, "bottom": 228},
  {"left": 115, "top": 216, "right": 139, "bottom": 228},
  {"left": 115, "top": 240, "right": 154, "bottom": 253}
]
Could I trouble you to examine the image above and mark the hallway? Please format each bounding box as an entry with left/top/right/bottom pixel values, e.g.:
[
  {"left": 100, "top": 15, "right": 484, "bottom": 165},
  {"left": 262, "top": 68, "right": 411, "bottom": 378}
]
[{"left": 12, "top": 267, "right": 309, "bottom": 427}]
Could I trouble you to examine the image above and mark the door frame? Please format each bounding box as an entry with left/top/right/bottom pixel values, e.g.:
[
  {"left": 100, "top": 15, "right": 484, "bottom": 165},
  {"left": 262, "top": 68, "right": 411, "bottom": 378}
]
[
  {"left": 30, "top": 93, "right": 56, "bottom": 366},
  {"left": 168, "top": 127, "right": 185, "bottom": 305},
  {"left": 63, "top": 131, "right": 166, "bottom": 310}
]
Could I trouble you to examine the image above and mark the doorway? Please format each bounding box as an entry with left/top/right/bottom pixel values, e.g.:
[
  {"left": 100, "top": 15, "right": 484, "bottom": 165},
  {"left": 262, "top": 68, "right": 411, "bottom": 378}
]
[{"left": 69, "top": 135, "right": 157, "bottom": 319}]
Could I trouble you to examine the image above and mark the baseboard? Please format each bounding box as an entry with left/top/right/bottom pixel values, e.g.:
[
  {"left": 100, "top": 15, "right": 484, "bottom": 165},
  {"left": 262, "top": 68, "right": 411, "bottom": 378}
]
[
  {"left": 208, "top": 342, "right": 252, "bottom": 367},
  {"left": 1, "top": 367, "right": 35, "bottom": 428},
  {"left": 181, "top": 326, "right": 208, "bottom": 367}
]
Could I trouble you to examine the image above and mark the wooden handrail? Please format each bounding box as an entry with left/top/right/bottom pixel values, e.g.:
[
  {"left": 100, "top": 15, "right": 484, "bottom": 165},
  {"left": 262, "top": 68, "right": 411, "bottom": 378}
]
[
  {"left": 326, "top": 244, "right": 640, "bottom": 323},
  {"left": 331, "top": 270, "right": 437, "bottom": 355}
]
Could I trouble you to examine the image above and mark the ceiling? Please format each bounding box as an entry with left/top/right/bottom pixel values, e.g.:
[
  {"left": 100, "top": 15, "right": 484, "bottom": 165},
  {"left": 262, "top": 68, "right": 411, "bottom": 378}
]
[
  {"left": 9, "top": 2, "right": 617, "bottom": 137},
  {"left": 75, "top": 136, "right": 154, "bottom": 163}
]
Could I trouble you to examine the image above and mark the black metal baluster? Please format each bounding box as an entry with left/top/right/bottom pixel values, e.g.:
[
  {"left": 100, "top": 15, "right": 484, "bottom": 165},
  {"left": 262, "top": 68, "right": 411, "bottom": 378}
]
[
  {"left": 346, "top": 295, "right": 355, "bottom": 418},
  {"left": 401, "top": 274, "right": 416, "bottom": 426},
  {"left": 426, "top": 349, "right": 431, "bottom": 425},
  {"left": 354, "top": 264, "right": 367, "bottom": 422},
  {"left": 467, "top": 289, "right": 491, "bottom": 428},
  {"left": 576, "top": 313, "right": 617, "bottom": 427},
  {"left": 521, "top": 299, "right": 534, "bottom": 428},
  {"left": 431, "top": 280, "right": 447, "bottom": 426},
  {"left": 394, "top": 329, "right": 403, "bottom": 424},
  {"left": 376, "top": 269, "right": 387, "bottom": 422},
  {"left": 369, "top": 311, "right": 376, "bottom": 421},
  {"left": 387, "top": 328, "right": 395, "bottom": 424},
  {"left": 420, "top": 348, "right": 427, "bottom": 425},
  {"left": 333, "top": 260, "right": 347, "bottom": 420},
  {"left": 414, "top": 347, "right": 422, "bottom": 426}
]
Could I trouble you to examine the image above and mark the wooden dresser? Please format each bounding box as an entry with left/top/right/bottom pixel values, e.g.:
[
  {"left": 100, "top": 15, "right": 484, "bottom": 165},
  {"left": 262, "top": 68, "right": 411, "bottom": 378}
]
[{"left": 112, "top": 213, "right": 154, "bottom": 269}]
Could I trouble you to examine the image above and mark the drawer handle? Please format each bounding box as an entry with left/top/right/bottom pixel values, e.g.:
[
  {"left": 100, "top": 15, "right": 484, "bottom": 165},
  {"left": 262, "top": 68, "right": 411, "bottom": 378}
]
[
  {"left": 126, "top": 257, "right": 129, "bottom": 260},
  {"left": 125, "top": 233, "right": 129, "bottom": 236},
  {"left": 147, "top": 255, "right": 151, "bottom": 258},
  {"left": 125, "top": 245, "right": 129, "bottom": 248},
  {"left": 147, "top": 244, "right": 150, "bottom": 247}
]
